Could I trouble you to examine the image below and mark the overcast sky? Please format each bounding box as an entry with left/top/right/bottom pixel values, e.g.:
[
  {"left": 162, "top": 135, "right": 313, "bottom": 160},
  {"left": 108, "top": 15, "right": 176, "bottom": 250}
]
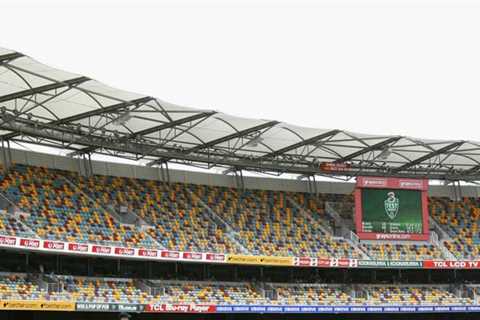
[{"left": 1, "top": 0, "right": 480, "bottom": 144}]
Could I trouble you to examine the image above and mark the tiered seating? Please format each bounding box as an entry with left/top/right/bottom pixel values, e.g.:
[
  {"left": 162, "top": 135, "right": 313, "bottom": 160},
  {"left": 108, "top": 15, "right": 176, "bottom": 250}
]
[
  {"left": 5, "top": 164, "right": 477, "bottom": 261},
  {"left": 151, "top": 281, "right": 264, "bottom": 304},
  {"left": 0, "top": 273, "right": 66, "bottom": 301},
  {"left": 0, "top": 273, "right": 42, "bottom": 300},
  {"left": 58, "top": 275, "right": 150, "bottom": 303},
  {"left": 359, "top": 243, "right": 444, "bottom": 261},
  {"left": 271, "top": 284, "right": 357, "bottom": 305},
  {"left": 193, "top": 185, "right": 361, "bottom": 258},
  {"left": 77, "top": 175, "right": 240, "bottom": 253},
  {"left": 0, "top": 165, "right": 154, "bottom": 248},
  {"left": 430, "top": 197, "right": 480, "bottom": 259},
  {"left": 0, "top": 211, "right": 37, "bottom": 238},
  {"left": 0, "top": 273, "right": 473, "bottom": 306},
  {"left": 365, "top": 285, "right": 461, "bottom": 306}
]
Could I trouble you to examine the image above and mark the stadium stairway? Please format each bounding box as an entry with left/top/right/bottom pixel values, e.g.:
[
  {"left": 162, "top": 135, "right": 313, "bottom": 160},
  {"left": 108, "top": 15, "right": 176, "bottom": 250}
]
[
  {"left": 186, "top": 189, "right": 251, "bottom": 255},
  {"left": 60, "top": 174, "right": 164, "bottom": 249},
  {"left": 288, "top": 195, "right": 370, "bottom": 260},
  {"left": 0, "top": 209, "right": 39, "bottom": 239},
  {"left": 0, "top": 187, "right": 40, "bottom": 239}
]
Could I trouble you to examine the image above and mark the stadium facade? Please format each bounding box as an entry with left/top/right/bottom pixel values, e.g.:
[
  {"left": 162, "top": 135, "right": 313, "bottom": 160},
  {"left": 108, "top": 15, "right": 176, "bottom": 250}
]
[{"left": 1, "top": 48, "right": 480, "bottom": 319}]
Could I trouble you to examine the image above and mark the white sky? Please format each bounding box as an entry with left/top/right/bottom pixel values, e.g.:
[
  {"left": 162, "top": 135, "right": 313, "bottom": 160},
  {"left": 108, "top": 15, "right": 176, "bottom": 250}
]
[{"left": 1, "top": 0, "right": 480, "bottom": 143}]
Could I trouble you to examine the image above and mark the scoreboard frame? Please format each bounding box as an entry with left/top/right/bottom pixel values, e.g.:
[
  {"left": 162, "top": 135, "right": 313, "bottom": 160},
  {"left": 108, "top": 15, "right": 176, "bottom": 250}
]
[{"left": 354, "top": 176, "right": 429, "bottom": 241}]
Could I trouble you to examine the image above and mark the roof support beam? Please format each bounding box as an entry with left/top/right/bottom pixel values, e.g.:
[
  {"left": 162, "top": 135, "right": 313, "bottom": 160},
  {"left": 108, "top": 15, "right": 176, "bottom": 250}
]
[
  {"left": 0, "top": 52, "right": 24, "bottom": 63},
  {"left": 49, "top": 96, "right": 156, "bottom": 125},
  {"left": 338, "top": 136, "right": 402, "bottom": 162},
  {"left": 0, "top": 76, "right": 90, "bottom": 104},
  {"left": 260, "top": 129, "right": 341, "bottom": 159},
  {"left": 186, "top": 120, "right": 280, "bottom": 153},
  {"left": 391, "top": 141, "right": 465, "bottom": 173},
  {"left": 0, "top": 95, "right": 154, "bottom": 140},
  {"left": 72, "top": 111, "right": 217, "bottom": 154},
  {"left": 460, "top": 164, "right": 480, "bottom": 176},
  {"left": 0, "top": 113, "right": 476, "bottom": 180}
]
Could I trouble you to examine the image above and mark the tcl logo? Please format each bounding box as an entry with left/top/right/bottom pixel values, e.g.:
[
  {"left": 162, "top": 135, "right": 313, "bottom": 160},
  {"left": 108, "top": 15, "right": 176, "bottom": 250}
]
[
  {"left": 43, "top": 241, "right": 65, "bottom": 250},
  {"left": 68, "top": 243, "right": 89, "bottom": 252},
  {"left": 20, "top": 239, "right": 40, "bottom": 248},
  {"left": 147, "top": 304, "right": 216, "bottom": 313}
]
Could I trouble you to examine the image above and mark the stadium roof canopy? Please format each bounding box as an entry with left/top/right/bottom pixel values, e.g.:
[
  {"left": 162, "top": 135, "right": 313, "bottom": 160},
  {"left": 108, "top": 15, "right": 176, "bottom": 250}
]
[{"left": 0, "top": 47, "right": 479, "bottom": 182}]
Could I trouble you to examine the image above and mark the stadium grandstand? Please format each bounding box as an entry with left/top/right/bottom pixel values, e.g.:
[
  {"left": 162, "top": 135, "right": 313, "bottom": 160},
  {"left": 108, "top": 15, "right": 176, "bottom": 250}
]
[{"left": 2, "top": 47, "right": 480, "bottom": 320}]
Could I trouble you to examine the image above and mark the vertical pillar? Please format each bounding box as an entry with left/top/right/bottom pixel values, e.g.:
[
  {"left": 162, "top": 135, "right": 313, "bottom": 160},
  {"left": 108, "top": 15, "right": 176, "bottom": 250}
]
[{"left": 0, "top": 139, "right": 13, "bottom": 172}]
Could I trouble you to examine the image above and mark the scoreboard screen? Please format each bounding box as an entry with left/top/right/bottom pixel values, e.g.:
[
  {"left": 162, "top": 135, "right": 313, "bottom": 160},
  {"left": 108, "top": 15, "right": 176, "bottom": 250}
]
[
  {"left": 355, "top": 177, "right": 429, "bottom": 241},
  {"left": 361, "top": 188, "right": 423, "bottom": 235}
]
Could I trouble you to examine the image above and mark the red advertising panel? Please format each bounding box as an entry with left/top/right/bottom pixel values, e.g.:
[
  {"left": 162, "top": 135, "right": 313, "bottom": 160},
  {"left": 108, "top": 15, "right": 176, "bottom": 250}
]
[
  {"left": 68, "top": 243, "right": 89, "bottom": 252},
  {"left": 146, "top": 304, "right": 216, "bottom": 313},
  {"left": 183, "top": 252, "right": 202, "bottom": 260},
  {"left": 161, "top": 251, "right": 180, "bottom": 259},
  {"left": 0, "top": 236, "right": 17, "bottom": 246},
  {"left": 205, "top": 253, "right": 225, "bottom": 262},
  {"left": 43, "top": 241, "right": 65, "bottom": 250},
  {"left": 91, "top": 245, "right": 112, "bottom": 254},
  {"left": 295, "top": 257, "right": 312, "bottom": 267},
  {"left": 20, "top": 238, "right": 40, "bottom": 248},
  {"left": 423, "top": 260, "right": 480, "bottom": 269},
  {"left": 114, "top": 247, "right": 135, "bottom": 256},
  {"left": 355, "top": 177, "right": 429, "bottom": 241},
  {"left": 138, "top": 249, "right": 158, "bottom": 257}
]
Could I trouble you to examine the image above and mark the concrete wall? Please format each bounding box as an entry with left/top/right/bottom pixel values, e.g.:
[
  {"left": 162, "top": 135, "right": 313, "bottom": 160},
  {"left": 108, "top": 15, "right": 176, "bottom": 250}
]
[{"left": 6, "top": 148, "right": 480, "bottom": 198}]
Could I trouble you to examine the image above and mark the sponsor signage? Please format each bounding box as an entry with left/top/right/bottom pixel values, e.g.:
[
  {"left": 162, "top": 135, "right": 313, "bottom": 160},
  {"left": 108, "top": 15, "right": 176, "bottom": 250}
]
[
  {"left": 43, "top": 240, "right": 65, "bottom": 250},
  {"left": 183, "top": 252, "right": 203, "bottom": 260},
  {"left": 75, "top": 303, "right": 112, "bottom": 312},
  {"left": 318, "top": 258, "right": 358, "bottom": 268},
  {"left": 114, "top": 247, "right": 135, "bottom": 256},
  {"left": 423, "top": 260, "right": 480, "bottom": 269},
  {"left": 214, "top": 305, "right": 480, "bottom": 314},
  {"left": 205, "top": 253, "right": 225, "bottom": 261},
  {"left": 0, "top": 235, "right": 16, "bottom": 246},
  {"left": 138, "top": 249, "right": 158, "bottom": 257},
  {"left": 295, "top": 257, "right": 313, "bottom": 266},
  {"left": 358, "top": 260, "right": 422, "bottom": 268},
  {"left": 39, "top": 301, "right": 75, "bottom": 311},
  {"left": 161, "top": 251, "right": 180, "bottom": 259},
  {"left": 356, "top": 177, "right": 428, "bottom": 191},
  {"left": 14, "top": 235, "right": 480, "bottom": 271},
  {"left": 91, "top": 245, "right": 112, "bottom": 254},
  {"left": 115, "top": 304, "right": 144, "bottom": 312},
  {"left": 1, "top": 301, "right": 480, "bottom": 313},
  {"left": 20, "top": 238, "right": 40, "bottom": 248},
  {"left": 145, "top": 304, "right": 216, "bottom": 313},
  {"left": 226, "top": 255, "right": 293, "bottom": 266},
  {"left": 68, "top": 243, "right": 89, "bottom": 252},
  {"left": 0, "top": 300, "right": 74, "bottom": 311},
  {"left": 75, "top": 303, "right": 144, "bottom": 312},
  {"left": 319, "top": 162, "right": 351, "bottom": 172}
]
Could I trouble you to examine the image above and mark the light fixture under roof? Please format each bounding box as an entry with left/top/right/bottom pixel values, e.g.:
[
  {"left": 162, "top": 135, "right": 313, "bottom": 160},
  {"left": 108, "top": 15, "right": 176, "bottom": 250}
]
[
  {"left": 378, "top": 147, "right": 392, "bottom": 160},
  {"left": 246, "top": 136, "right": 264, "bottom": 147}
]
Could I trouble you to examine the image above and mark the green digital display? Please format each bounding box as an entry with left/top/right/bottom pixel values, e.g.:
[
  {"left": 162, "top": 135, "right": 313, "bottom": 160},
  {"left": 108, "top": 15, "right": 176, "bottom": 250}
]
[{"left": 361, "top": 188, "right": 423, "bottom": 234}]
